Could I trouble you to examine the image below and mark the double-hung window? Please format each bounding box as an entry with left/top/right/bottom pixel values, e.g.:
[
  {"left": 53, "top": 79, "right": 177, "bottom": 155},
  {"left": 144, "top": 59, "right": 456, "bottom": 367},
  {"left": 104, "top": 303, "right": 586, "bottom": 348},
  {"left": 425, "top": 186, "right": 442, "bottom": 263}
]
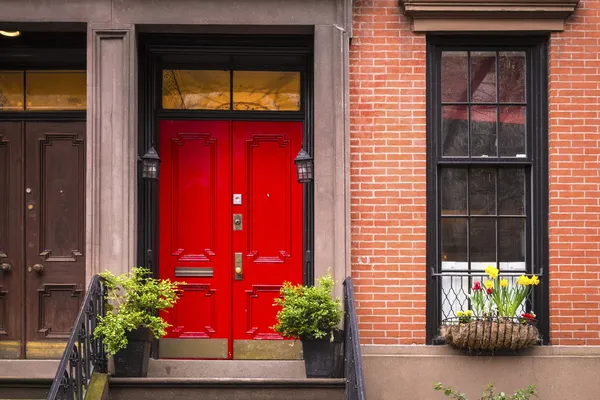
[{"left": 426, "top": 37, "right": 549, "bottom": 343}]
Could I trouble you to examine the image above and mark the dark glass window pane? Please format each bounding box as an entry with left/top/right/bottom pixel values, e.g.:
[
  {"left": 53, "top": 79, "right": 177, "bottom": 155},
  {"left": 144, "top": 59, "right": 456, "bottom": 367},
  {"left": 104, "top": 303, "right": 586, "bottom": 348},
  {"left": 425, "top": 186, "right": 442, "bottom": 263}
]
[
  {"left": 499, "top": 52, "right": 526, "bottom": 103},
  {"left": 441, "top": 168, "right": 467, "bottom": 215},
  {"left": 499, "top": 106, "right": 526, "bottom": 157},
  {"left": 26, "top": 71, "right": 86, "bottom": 110},
  {"left": 470, "top": 168, "right": 496, "bottom": 215},
  {"left": 233, "top": 71, "right": 300, "bottom": 111},
  {"left": 0, "top": 71, "right": 24, "bottom": 111},
  {"left": 441, "top": 51, "right": 468, "bottom": 102},
  {"left": 471, "top": 52, "right": 497, "bottom": 103},
  {"left": 499, "top": 218, "right": 525, "bottom": 265},
  {"left": 470, "top": 218, "right": 496, "bottom": 263},
  {"left": 471, "top": 106, "right": 497, "bottom": 157},
  {"left": 162, "top": 70, "right": 231, "bottom": 110},
  {"left": 498, "top": 168, "right": 525, "bottom": 215},
  {"left": 442, "top": 218, "right": 468, "bottom": 268},
  {"left": 442, "top": 106, "right": 468, "bottom": 157}
]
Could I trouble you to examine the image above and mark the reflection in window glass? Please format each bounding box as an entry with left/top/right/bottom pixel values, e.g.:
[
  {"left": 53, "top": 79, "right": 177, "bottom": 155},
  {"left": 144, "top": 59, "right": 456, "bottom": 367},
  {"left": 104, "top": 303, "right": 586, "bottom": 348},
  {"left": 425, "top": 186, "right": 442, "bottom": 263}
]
[
  {"left": 233, "top": 71, "right": 300, "bottom": 111},
  {"left": 26, "top": 71, "right": 86, "bottom": 110},
  {"left": 162, "top": 70, "right": 231, "bottom": 110},
  {"left": 0, "top": 71, "right": 24, "bottom": 111}
]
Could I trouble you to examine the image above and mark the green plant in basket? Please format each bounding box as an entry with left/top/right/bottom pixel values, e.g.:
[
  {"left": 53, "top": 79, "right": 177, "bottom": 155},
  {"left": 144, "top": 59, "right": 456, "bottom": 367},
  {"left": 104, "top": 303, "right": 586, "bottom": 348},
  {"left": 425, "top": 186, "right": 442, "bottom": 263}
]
[
  {"left": 273, "top": 273, "right": 342, "bottom": 340},
  {"left": 93, "top": 267, "right": 183, "bottom": 356}
]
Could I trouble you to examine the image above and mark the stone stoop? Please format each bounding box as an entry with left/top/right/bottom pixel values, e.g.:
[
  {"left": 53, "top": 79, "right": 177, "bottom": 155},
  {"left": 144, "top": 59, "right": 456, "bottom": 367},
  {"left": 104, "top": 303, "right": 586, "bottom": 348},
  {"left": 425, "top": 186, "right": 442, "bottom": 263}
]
[
  {"left": 0, "top": 360, "right": 58, "bottom": 399},
  {"left": 109, "top": 360, "right": 345, "bottom": 400},
  {"left": 108, "top": 377, "right": 346, "bottom": 400}
]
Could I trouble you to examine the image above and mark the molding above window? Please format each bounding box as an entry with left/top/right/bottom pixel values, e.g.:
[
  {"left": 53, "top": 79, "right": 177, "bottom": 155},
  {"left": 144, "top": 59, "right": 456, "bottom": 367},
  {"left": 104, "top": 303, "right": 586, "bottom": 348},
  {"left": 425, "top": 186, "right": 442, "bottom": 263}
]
[{"left": 399, "top": 0, "right": 580, "bottom": 32}]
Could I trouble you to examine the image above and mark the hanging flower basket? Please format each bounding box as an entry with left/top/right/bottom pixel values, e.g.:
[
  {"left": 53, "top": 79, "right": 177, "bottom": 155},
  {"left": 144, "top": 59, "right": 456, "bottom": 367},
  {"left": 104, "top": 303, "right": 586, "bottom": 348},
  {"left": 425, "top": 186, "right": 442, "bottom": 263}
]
[{"left": 440, "top": 316, "right": 539, "bottom": 352}]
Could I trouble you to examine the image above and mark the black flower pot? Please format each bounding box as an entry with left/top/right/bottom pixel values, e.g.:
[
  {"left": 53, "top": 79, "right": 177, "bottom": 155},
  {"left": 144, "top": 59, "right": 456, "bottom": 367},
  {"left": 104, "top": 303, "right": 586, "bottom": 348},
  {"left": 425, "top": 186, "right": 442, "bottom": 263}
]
[
  {"left": 302, "top": 336, "right": 336, "bottom": 378},
  {"left": 113, "top": 327, "right": 153, "bottom": 377}
]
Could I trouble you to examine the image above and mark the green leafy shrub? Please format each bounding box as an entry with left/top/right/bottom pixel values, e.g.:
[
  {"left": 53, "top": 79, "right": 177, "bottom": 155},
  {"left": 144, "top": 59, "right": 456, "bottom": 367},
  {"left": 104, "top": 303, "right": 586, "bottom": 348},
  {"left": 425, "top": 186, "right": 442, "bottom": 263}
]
[
  {"left": 433, "top": 382, "right": 538, "bottom": 400},
  {"left": 93, "top": 267, "right": 183, "bottom": 356},
  {"left": 273, "top": 273, "right": 342, "bottom": 340}
]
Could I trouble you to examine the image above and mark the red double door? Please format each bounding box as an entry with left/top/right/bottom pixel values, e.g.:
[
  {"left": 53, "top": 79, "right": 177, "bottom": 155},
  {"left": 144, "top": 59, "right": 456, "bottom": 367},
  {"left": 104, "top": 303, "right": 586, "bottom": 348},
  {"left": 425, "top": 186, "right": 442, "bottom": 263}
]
[{"left": 159, "top": 120, "right": 303, "bottom": 359}]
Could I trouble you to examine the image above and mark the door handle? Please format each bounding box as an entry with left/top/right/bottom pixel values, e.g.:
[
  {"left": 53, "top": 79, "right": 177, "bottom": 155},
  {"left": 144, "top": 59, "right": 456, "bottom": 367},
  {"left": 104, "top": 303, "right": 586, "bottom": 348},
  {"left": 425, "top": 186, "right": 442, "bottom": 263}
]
[
  {"left": 234, "top": 253, "right": 243, "bottom": 280},
  {"left": 0, "top": 263, "right": 10, "bottom": 272},
  {"left": 31, "top": 263, "right": 44, "bottom": 273}
]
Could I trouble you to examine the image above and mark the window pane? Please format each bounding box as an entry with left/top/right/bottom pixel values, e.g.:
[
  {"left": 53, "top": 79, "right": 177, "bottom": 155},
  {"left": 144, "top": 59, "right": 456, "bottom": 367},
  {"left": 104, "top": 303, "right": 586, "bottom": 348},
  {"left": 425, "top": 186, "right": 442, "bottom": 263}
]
[
  {"left": 498, "top": 168, "right": 525, "bottom": 215},
  {"left": 471, "top": 52, "right": 497, "bottom": 103},
  {"left": 499, "top": 106, "right": 526, "bottom": 157},
  {"left": 441, "top": 52, "right": 468, "bottom": 102},
  {"left": 471, "top": 106, "right": 497, "bottom": 157},
  {"left": 26, "top": 71, "right": 86, "bottom": 110},
  {"left": 499, "top": 52, "right": 526, "bottom": 103},
  {"left": 470, "top": 168, "right": 496, "bottom": 216},
  {"left": 441, "top": 218, "right": 467, "bottom": 270},
  {"left": 0, "top": 71, "right": 24, "bottom": 111},
  {"left": 233, "top": 71, "right": 300, "bottom": 111},
  {"left": 441, "top": 168, "right": 467, "bottom": 215},
  {"left": 499, "top": 218, "right": 525, "bottom": 270},
  {"left": 162, "top": 70, "right": 231, "bottom": 110},
  {"left": 470, "top": 218, "right": 496, "bottom": 263},
  {"left": 442, "top": 106, "right": 468, "bottom": 157}
]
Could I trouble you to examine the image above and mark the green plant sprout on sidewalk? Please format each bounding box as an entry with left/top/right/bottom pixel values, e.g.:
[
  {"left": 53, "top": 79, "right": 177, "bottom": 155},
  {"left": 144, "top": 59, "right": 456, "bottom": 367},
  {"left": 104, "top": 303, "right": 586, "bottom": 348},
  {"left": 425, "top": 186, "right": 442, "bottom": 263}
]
[{"left": 433, "top": 382, "right": 538, "bottom": 400}]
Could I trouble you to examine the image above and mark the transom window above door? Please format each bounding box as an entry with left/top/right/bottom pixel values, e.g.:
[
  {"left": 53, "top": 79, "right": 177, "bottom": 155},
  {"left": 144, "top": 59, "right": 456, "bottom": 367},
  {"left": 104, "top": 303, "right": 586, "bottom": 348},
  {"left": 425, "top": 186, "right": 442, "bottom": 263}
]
[
  {"left": 162, "top": 70, "right": 301, "bottom": 111},
  {"left": 0, "top": 70, "right": 86, "bottom": 111}
]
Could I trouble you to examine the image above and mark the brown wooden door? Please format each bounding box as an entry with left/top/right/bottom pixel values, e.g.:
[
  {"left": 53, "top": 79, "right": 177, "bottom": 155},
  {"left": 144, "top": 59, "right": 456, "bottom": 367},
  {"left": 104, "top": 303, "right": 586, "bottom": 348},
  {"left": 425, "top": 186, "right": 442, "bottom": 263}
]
[
  {"left": 0, "top": 122, "right": 24, "bottom": 359},
  {"left": 24, "top": 122, "right": 86, "bottom": 358}
]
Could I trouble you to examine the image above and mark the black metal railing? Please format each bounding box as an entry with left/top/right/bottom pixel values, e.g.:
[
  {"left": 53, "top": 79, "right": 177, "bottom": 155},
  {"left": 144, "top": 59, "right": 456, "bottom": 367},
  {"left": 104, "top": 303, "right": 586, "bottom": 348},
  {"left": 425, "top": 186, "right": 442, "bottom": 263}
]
[
  {"left": 343, "top": 277, "right": 366, "bottom": 400},
  {"left": 48, "top": 275, "right": 108, "bottom": 400}
]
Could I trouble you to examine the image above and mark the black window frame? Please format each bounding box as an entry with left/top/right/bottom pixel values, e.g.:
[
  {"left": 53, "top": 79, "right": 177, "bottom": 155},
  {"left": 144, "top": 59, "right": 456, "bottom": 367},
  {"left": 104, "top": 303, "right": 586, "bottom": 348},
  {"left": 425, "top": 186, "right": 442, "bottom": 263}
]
[{"left": 426, "top": 35, "right": 549, "bottom": 345}]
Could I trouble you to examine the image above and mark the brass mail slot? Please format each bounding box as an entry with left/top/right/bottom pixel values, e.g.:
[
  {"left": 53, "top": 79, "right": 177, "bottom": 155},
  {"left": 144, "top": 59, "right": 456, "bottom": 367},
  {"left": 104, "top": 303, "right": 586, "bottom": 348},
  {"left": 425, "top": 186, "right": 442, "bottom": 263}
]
[{"left": 174, "top": 267, "right": 214, "bottom": 277}]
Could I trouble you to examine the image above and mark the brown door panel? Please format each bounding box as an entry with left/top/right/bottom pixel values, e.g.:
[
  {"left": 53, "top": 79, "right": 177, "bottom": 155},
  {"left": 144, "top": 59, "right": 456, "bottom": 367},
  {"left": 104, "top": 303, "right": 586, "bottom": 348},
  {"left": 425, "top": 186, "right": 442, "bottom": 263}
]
[
  {"left": 25, "top": 122, "right": 86, "bottom": 347},
  {"left": 0, "top": 122, "right": 24, "bottom": 357}
]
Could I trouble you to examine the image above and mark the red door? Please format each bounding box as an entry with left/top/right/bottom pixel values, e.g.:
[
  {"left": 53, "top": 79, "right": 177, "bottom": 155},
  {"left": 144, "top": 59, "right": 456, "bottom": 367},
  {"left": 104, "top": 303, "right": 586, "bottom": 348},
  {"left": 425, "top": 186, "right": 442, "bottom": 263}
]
[{"left": 159, "top": 120, "right": 303, "bottom": 359}]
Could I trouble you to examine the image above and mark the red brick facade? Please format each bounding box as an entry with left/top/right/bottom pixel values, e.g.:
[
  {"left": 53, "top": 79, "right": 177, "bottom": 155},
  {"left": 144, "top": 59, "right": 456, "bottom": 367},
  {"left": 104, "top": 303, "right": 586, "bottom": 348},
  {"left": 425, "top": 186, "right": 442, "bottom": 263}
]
[{"left": 350, "top": 0, "right": 600, "bottom": 345}]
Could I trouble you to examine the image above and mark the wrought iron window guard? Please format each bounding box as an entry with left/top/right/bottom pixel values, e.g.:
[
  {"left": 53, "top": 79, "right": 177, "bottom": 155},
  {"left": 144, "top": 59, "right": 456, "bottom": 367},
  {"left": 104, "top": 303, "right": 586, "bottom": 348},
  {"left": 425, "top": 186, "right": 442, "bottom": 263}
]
[
  {"left": 343, "top": 277, "right": 366, "bottom": 400},
  {"left": 47, "top": 275, "right": 107, "bottom": 400}
]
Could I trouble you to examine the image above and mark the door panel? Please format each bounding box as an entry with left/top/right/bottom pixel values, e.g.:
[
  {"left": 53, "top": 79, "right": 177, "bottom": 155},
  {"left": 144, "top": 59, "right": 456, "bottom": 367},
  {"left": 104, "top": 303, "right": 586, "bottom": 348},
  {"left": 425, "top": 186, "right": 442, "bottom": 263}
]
[
  {"left": 25, "top": 122, "right": 86, "bottom": 357},
  {"left": 232, "top": 121, "right": 303, "bottom": 357},
  {"left": 0, "top": 122, "right": 24, "bottom": 358},
  {"left": 159, "top": 120, "right": 232, "bottom": 358},
  {"left": 159, "top": 120, "right": 303, "bottom": 359}
]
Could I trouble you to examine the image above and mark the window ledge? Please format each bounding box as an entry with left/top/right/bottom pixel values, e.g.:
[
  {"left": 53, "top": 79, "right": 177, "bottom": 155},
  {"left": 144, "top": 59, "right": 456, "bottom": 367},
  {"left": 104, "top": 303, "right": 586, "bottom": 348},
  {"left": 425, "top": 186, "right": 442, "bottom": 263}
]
[{"left": 399, "top": 0, "right": 580, "bottom": 32}]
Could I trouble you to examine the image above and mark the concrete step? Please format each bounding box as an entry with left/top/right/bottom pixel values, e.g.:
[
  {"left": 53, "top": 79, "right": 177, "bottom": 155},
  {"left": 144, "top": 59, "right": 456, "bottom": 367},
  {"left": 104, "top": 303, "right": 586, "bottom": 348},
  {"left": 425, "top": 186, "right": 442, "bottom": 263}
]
[
  {"left": 146, "top": 359, "right": 307, "bottom": 378},
  {"left": 108, "top": 377, "right": 346, "bottom": 400},
  {"left": 0, "top": 361, "right": 57, "bottom": 399},
  {"left": 0, "top": 378, "right": 52, "bottom": 399}
]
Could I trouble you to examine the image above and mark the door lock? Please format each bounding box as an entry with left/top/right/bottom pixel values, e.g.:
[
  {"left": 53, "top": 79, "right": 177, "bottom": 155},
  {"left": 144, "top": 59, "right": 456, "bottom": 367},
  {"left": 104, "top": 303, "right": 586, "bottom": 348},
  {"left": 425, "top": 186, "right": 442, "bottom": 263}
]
[
  {"left": 233, "top": 214, "right": 242, "bottom": 231},
  {"left": 234, "top": 253, "right": 243, "bottom": 280}
]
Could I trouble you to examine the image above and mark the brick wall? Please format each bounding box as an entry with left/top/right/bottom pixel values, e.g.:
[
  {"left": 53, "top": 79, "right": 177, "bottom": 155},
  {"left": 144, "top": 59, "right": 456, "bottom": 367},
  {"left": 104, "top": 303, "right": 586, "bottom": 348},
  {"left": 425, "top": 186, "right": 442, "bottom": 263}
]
[
  {"left": 350, "top": 0, "right": 600, "bottom": 345},
  {"left": 350, "top": 0, "right": 428, "bottom": 344},
  {"left": 549, "top": 0, "right": 600, "bottom": 345}
]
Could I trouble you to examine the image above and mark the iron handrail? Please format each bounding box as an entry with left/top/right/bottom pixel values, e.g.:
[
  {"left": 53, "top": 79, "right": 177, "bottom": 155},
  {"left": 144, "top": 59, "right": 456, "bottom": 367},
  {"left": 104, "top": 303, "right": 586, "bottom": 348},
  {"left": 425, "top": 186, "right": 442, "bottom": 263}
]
[
  {"left": 343, "top": 277, "right": 366, "bottom": 400},
  {"left": 47, "top": 275, "right": 108, "bottom": 400}
]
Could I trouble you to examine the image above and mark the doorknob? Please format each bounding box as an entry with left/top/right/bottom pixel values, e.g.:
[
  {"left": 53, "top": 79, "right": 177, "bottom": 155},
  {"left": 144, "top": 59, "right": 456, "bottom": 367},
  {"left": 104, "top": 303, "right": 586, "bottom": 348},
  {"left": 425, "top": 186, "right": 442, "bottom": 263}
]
[
  {"left": 32, "top": 263, "right": 44, "bottom": 273},
  {"left": 234, "top": 253, "right": 243, "bottom": 280},
  {"left": 0, "top": 263, "right": 10, "bottom": 272}
]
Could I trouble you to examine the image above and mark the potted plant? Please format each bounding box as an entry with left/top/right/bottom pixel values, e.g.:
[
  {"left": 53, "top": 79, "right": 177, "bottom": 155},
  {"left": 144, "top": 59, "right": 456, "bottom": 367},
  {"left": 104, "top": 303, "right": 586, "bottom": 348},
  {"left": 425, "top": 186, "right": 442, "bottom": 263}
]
[
  {"left": 273, "top": 273, "right": 343, "bottom": 378},
  {"left": 440, "top": 266, "right": 540, "bottom": 352},
  {"left": 93, "top": 267, "right": 182, "bottom": 377}
]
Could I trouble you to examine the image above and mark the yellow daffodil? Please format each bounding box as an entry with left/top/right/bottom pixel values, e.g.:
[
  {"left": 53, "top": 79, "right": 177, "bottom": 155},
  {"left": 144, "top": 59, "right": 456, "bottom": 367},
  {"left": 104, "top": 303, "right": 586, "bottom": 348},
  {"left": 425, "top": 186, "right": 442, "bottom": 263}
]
[
  {"left": 464, "top": 310, "right": 473, "bottom": 316},
  {"left": 529, "top": 275, "right": 540, "bottom": 286},
  {"left": 517, "top": 275, "right": 530, "bottom": 286},
  {"left": 500, "top": 279, "right": 509, "bottom": 288},
  {"left": 484, "top": 265, "right": 499, "bottom": 279},
  {"left": 484, "top": 280, "right": 494, "bottom": 290},
  {"left": 456, "top": 310, "right": 464, "bottom": 317}
]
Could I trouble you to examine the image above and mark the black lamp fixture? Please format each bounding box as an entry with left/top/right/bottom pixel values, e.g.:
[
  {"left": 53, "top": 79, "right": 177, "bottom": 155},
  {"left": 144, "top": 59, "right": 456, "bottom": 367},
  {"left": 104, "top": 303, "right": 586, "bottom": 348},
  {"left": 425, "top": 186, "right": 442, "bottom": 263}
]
[
  {"left": 141, "top": 146, "right": 160, "bottom": 180},
  {"left": 294, "top": 147, "right": 313, "bottom": 183}
]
